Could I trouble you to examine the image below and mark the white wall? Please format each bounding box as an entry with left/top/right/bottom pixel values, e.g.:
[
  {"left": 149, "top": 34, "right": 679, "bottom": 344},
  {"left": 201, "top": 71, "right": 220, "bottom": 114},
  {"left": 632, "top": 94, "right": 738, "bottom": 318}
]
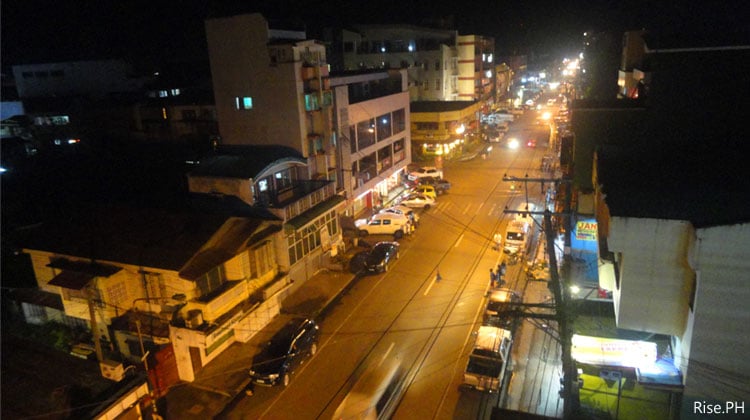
[
  {"left": 681, "top": 223, "right": 750, "bottom": 406},
  {"left": 608, "top": 217, "right": 693, "bottom": 335}
]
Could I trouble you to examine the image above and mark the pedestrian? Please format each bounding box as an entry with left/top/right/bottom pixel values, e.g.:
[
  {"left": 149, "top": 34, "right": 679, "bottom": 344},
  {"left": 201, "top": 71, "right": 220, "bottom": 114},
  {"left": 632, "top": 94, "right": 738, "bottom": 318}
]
[
  {"left": 498, "top": 262, "right": 507, "bottom": 276},
  {"left": 489, "top": 268, "right": 497, "bottom": 288}
]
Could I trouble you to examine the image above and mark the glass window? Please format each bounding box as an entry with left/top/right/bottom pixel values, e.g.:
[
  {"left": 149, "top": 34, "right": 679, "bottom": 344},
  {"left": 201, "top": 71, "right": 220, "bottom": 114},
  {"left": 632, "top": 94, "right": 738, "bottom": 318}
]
[
  {"left": 393, "top": 138, "right": 406, "bottom": 163},
  {"left": 356, "top": 119, "right": 376, "bottom": 150},
  {"left": 393, "top": 109, "right": 406, "bottom": 134},
  {"left": 376, "top": 114, "right": 391, "bottom": 142},
  {"left": 378, "top": 146, "right": 393, "bottom": 173},
  {"left": 235, "top": 96, "right": 253, "bottom": 110}
]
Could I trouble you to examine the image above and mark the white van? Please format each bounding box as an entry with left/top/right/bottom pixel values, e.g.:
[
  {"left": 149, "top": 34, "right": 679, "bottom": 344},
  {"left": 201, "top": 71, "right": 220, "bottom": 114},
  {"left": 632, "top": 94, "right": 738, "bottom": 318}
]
[
  {"left": 503, "top": 220, "right": 529, "bottom": 255},
  {"left": 355, "top": 213, "right": 409, "bottom": 238},
  {"left": 332, "top": 360, "right": 404, "bottom": 419}
]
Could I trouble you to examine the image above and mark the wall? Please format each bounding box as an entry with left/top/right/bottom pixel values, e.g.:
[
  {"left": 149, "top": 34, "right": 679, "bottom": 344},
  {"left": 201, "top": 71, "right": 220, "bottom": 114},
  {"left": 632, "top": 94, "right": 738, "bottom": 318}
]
[
  {"left": 608, "top": 217, "right": 692, "bottom": 335},
  {"left": 679, "top": 222, "right": 750, "bottom": 411}
]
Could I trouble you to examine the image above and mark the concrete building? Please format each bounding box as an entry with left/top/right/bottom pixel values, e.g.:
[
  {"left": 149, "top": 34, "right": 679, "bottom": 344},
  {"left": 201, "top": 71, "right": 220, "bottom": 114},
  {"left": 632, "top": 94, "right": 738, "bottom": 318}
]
[
  {"left": 409, "top": 100, "right": 481, "bottom": 160},
  {"left": 14, "top": 199, "right": 289, "bottom": 384},
  {"left": 327, "top": 24, "right": 494, "bottom": 108},
  {"left": 330, "top": 70, "right": 412, "bottom": 215},
  {"left": 205, "top": 13, "right": 337, "bottom": 184}
]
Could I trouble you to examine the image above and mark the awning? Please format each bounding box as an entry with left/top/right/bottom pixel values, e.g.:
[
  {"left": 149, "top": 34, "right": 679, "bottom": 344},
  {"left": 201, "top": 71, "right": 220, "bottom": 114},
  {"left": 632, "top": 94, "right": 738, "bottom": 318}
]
[
  {"left": 49, "top": 270, "right": 96, "bottom": 290},
  {"left": 46, "top": 259, "right": 122, "bottom": 290},
  {"left": 285, "top": 195, "right": 346, "bottom": 232}
]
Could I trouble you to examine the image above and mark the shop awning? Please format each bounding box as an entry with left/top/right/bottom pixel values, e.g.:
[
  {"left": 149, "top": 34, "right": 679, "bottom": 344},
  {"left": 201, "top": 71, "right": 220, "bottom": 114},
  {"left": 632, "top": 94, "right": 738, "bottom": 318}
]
[
  {"left": 47, "top": 259, "right": 122, "bottom": 290},
  {"left": 49, "top": 270, "right": 96, "bottom": 290}
]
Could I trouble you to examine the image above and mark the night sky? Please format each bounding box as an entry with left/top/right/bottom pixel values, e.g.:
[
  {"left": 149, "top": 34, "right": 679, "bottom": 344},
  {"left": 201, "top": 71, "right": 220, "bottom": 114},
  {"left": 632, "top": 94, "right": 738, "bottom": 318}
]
[{"left": 2, "top": 0, "right": 747, "bottom": 67}]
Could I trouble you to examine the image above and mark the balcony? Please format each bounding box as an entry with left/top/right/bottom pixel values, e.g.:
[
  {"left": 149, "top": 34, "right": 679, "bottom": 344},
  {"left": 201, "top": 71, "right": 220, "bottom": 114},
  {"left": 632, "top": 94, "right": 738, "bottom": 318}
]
[{"left": 301, "top": 65, "right": 329, "bottom": 80}]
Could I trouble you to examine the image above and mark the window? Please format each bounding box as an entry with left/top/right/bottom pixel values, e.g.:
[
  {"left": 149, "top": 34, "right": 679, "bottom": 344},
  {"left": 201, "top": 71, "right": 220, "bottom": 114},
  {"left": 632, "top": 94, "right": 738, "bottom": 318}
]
[
  {"left": 435, "top": 79, "right": 441, "bottom": 90},
  {"left": 235, "top": 96, "right": 253, "bottom": 110},
  {"left": 392, "top": 109, "right": 406, "bottom": 134},
  {"left": 376, "top": 114, "right": 391, "bottom": 142},
  {"left": 287, "top": 211, "right": 337, "bottom": 265},
  {"left": 356, "top": 119, "right": 376, "bottom": 150},
  {"left": 378, "top": 146, "right": 392, "bottom": 173},
  {"left": 197, "top": 266, "right": 224, "bottom": 295},
  {"left": 159, "top": 90, "right": 168, "bottom": 98},
  {"left": 393, "top": 138, "right": 406, "bottom": 163},
  {"left": 248, "top": 241, "right": 273, "bottom": 279},
  {"left": 435, "top": 60, "right": 440, "bottom": 70},
  {"left": 349, "top": 125, "right": 358, "bottom": 153}
]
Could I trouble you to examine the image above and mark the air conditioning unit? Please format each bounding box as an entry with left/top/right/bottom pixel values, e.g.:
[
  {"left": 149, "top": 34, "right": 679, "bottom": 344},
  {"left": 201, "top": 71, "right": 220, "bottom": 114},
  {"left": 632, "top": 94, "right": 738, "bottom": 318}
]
[{"left": 100, "top": 359, "right": 125, "bottom": 382}]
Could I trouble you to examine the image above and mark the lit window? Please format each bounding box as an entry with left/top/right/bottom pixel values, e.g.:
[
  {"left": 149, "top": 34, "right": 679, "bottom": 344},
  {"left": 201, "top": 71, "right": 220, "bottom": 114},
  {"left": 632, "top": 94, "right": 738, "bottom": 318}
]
[
  {"left": 171, "top": 88, "right": 181, "bottom": 96},
  {"left": 235, "top": 96, "right": 253, "bottom": 110},
  {"left": 159, "top": 90, "right": 168, "bottom": 98}
]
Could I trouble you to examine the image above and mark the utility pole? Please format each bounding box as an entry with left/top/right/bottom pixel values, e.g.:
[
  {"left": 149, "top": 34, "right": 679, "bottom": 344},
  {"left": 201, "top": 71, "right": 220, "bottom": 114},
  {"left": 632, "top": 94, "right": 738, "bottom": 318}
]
[{"left": 503, "top": 174, "right": 579, "bottom": 418}]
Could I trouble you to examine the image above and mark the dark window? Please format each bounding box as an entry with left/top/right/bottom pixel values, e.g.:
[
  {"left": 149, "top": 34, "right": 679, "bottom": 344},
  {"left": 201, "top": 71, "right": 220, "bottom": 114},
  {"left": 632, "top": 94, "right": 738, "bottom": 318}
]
[
  {"left": 393, "top": 109, "right": 406, "bottom": 134},
  {"left": 356, "top": 119, "right": 376, "bottom": 150},
  {"left": 197, "top": 266, "right": 224, "bottom": 295}
]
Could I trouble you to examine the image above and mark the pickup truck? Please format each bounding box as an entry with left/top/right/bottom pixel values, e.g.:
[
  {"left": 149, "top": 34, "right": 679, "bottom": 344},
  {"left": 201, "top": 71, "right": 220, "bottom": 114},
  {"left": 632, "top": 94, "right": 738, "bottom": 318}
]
[{"left": 461, "top": 326, "right": 512, "bottom": 392}]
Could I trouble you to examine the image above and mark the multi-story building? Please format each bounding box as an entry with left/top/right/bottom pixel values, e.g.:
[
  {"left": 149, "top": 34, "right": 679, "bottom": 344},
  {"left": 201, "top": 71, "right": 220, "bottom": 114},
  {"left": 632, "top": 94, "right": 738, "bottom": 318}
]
[
  {"left": 457, "top": 34, "right": 496, "bottom": 110},
  {"left": 205, "top": 13, "right": 337, "bottom": 185},
  {"left": 330, "top": 69, "right": 411, "bottom": 215},
  {"left": 327, "top": 24, "right": 495, "bottom": 108},
  {"left": 409, "top": 100, "right": 481, "bottom": 160},
  {"left": 14, "top": 199, "right": 288, "bottom": 384}
]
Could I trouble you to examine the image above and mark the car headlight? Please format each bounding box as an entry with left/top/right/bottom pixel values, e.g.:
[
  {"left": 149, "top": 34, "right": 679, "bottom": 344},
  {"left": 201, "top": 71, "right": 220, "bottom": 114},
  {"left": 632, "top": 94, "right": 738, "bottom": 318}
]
[
  {"left": 248, "top": 369, "right": 256, "bottom": 376},
  {"left": 268, "top": 373, "right": 279, "bottom": 380}
]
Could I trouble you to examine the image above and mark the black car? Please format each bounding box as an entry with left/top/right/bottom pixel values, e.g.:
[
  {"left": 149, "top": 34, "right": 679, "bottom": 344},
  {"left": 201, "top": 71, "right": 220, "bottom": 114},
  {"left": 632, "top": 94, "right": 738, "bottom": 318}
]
[
  {"left": 249, "top": 318, "right": 319, "bottom": 386},
  {"left": 363, "top": 241, "right": 400, "bottom": 273}
]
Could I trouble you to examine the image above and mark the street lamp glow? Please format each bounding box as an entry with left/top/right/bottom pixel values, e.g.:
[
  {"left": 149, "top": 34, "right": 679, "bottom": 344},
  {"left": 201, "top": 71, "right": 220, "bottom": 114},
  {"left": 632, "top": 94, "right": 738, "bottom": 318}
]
[
  {"left": 455, "top": 124, "right": 466, "bottom": 135},
  {"left": 570, "top": 285, "right": 580, "bottom": 294},
  {"left": 508, "top": 138, "right": 519, "bottom": 149}
]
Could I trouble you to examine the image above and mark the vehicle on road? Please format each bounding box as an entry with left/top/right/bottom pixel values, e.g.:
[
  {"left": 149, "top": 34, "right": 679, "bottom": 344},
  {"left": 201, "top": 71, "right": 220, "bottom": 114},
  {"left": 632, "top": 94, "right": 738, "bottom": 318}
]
[
  {"left": 407, "top": 166, "right": 443, "bottom": 181},
  {"left": 408, "top": 185, "right": 437, "bottom": 200},
  {"left": 525, "top": 138, "right": 537, "bottom": 148},
  {"left": 363, "top": 241, "right": 400, "bottom": 273},
  {"left": 503, "top": 220, "right": 529, "bottom": 255},
  {"left": 399, "top": 193, "right": 435, "bottom": 209},
  {"left": 356, "top": 213, "right": 409, "bottom": 238},
  {"left": 249, "top": 318, "right": 319, "bottom": 387},
  {"left": 461, "top": 325, "right": 512, "bottom": 392},
  {"left": 380, "top": 205, "right": 420, "bottom": 226},
  {"left": 418, "top": 177, "right": 451, "bottom": 195},
  {"left": 333, "top": 359, "right": 405, "bottom": 420},
  {"left": 483, "top": 288, "right": 522, "bottom": 329}
]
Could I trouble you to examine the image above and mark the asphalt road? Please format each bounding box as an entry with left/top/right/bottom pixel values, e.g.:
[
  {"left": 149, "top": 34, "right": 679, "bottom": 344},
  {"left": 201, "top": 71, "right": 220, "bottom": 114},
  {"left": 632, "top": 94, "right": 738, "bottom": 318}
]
[{"left": 221, "top": 109, "right": 554, "bottom": 419}]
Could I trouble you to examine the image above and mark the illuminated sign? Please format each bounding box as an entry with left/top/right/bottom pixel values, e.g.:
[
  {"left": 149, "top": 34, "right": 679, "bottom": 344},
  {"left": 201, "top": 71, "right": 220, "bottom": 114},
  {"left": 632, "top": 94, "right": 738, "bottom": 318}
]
[
  {"left": 572, "top": 335, "right": 657, "bottom": 368},
  {"left": 575, "top": 221, "right": 597, "bottom": 241}
]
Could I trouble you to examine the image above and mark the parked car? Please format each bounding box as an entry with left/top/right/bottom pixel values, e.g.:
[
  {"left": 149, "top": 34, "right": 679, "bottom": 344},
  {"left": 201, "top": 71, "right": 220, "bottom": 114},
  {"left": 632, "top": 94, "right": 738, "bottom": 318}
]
[
  {"left": 461, "top": 325, "right": 512, "bottom": 392},
  {"left": 419, "top": 177, "right": 451, "bottom": 195},
  {"left": 355, "top": 213, "right": 409, "bottom": 238},
  {"left": 380, "top": 205, "right": 420, "bottom": 225},
  {"left": 408, "top": 166, "right": 443, "bottom": 181},
  {"left": 363, "top": 241, "right": 400, "bottom": 273},
  {"left": 249, "top": 318, "right": 319, "bottom": 387},
  {"left": 409, "top": 185, "right": 437, "bottom": 200},
  {"left": 483, "top": 288, "right": 522, "bottom": 329},
  {"left": 400, "top": 193, "right": 435, "bottom": 209}
]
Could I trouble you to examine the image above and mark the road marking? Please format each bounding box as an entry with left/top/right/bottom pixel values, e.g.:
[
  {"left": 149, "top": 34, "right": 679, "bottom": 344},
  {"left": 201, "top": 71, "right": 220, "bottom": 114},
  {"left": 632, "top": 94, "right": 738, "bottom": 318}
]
[
  {"left": 378, "top": 342, "right": 395, "bottom": 367},
  {"left": 476, "top": 202, "right": 484, "bottom": 211},
  {"left": 424, "top": 273, "right": 438, "bottom": 295},
  {"left": 454, "top": 233, "right": 464, "bottom": 248},
  {"left": 463, "top": 203, "right": 471, "bottom": 214},
  {"left": 488, "top": 203, "right": 496, "bottom": 216}
]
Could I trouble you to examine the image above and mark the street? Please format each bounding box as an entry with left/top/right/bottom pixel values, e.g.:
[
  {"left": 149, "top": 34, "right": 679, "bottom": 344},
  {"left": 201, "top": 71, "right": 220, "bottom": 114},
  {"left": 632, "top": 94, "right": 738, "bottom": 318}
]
[{"left": 222, "top": 108, "right": 561, "bottom": 419}]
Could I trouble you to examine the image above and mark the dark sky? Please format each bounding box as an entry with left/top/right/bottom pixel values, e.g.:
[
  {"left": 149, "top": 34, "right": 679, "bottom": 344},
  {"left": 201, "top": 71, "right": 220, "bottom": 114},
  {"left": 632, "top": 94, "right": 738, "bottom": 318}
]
[{"left": 2, "top": 0, "right": 747, "bottom": 67}]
